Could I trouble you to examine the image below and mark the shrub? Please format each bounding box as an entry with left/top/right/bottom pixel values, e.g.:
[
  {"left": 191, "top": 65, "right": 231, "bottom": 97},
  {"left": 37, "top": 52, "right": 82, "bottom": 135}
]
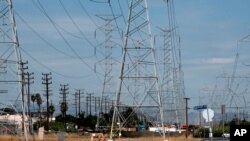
[
  {"left": 193, "top": 127, "right": 209, "bottom": 138},
  {"left": 193, "top": 126, "right": 230, "bottom": 138},
  {"left": 49, "top": 121, "right": 64, "bottom": 131}
]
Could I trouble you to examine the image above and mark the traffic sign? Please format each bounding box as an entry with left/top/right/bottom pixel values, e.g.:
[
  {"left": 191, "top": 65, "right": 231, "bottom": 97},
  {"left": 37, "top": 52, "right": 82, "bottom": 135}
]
[{"left": 193, "top": 105, "right": 207, "bottom": 110}]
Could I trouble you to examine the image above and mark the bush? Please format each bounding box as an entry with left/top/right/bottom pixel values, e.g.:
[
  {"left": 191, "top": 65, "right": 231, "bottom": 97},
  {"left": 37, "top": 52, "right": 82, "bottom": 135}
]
[
  {"left": 33, "top": 120, "right": 47, "bottom": 131},
  {"left": 212, "top": 126, "right": 230, "bottom": 137},
  {"left": 193, "top": 126, "right": 230, "bottom": 138},
  {"left": 193, "top": 127, "right": 209, "bottom": 138},
  {"left": 49, "top": 122, "right": 64, "bottom": 131}
]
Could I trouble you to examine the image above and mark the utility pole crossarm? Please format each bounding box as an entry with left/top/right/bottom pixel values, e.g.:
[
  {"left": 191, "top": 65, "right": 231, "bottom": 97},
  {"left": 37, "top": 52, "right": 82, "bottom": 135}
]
[{"left": 42, "top": 72, "right": 52, "bottom": 131}]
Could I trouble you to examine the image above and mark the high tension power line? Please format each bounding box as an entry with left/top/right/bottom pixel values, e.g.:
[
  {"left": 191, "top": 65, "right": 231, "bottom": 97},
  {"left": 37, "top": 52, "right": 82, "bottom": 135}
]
[
  {"left": 0, "top": 0, "right": 28, "bottom": 140},
  {"left": 110, "top": 0, "right": 166, "bottom": 140},
  {"left": 159, "top": 0, "right": 185, "bottom": 128},
  {"left": 95, "top": 15, "right": 119, "bottom": 129}
]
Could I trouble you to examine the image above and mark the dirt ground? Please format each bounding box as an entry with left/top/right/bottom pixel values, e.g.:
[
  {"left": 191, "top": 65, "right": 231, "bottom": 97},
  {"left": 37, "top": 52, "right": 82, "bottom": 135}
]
[{"left": 0, "top": 134, "right": 201, "bottom": 141}]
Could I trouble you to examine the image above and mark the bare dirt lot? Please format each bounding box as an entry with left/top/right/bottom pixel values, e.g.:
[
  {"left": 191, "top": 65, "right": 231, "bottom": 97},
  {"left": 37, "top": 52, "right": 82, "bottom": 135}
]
[{"left": 0, "top": 134, "right": 201, "bottom": 141}]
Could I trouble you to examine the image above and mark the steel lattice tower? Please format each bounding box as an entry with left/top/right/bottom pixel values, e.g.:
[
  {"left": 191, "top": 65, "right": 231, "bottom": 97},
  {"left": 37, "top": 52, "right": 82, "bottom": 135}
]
[
  {"left": 0, "top": 0, "right": 28, "bottom": 139},
  {"left": 159, "top": 0, "right": 185, "bottom": 128},
  {"left": 160, "top": 29, "right": 177, "bottom": 124},
  {"left": 0, "top": 0, "right": 22, "bottom": 100},
  {"left": 96, "top": 15, "right": 118, "bottom": 128},
  {"left": 110, "top": 0, "right": 165, "bottom": 140},
  {"left": 160, "top": 28, "right": 185, "bottom": 128}
]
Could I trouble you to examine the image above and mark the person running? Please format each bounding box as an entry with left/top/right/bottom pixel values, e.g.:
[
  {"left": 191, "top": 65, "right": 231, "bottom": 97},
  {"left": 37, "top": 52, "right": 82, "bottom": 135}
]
[{"left": 98, "top": 133, "right": 106, "bottom": 141}]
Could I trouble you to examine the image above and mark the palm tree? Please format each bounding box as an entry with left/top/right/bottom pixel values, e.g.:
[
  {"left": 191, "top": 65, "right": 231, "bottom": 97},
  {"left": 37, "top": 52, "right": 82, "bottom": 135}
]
[
  {"left": 48, "top": 103, "right": 55, "bottom": 119},
  {"left": 35, "top": 93, "right": 42, "bottom": 120},
  {"left": 31, "top": 94, "right": 36, "bottom": 111},
  {"left": 60, "top": 102, "right": 68, "bottom": 129},
  {"left": 60, "top": 102, "right": 68, "bottom": 115}
]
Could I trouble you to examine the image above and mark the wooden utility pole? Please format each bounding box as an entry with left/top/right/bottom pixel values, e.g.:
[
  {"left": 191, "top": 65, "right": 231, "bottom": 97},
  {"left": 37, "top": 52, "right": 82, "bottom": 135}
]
[
  {"left": 76, "top": 89, "right": 84, "bottom": 116},
  {"left": 86, "top": 96, "right": 88, "bottom": 116},
  {"left": 102, "top": 96, "right": 108, "bottom": 114},
  {"left": 94, "top": 96, "right": 100, "bottom": 116},
  {"left": 86, "top": 93, "right": 94, "bottom": 116},
  {"left": 42, "top": 72, "right": 52, "bottom": 131},
  {"left": 74, "top": 91, "right": 78, "bottom": 120},
  {"left": 184, "top": 97, "right": 190, "bottom": 138},
  {"left": 25, "top": 71, "right": 34, "bottom": 133},
  {"left": 221, "top": 105, "right": 225, "bottom": 137},
  {"left": 60, "top": 84, "right": 69, "bottom": 130},
  {"left": 20, "top": 61, "right": 28, "bottom": 133},
  {"left": 73, "top": 89, "right": 84, "bottom": 120}
]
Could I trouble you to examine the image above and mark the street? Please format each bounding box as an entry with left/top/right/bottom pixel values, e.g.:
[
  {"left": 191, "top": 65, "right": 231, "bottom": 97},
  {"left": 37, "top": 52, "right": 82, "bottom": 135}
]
[{"left": 201, "top": 137, "right": 229, "bottom": 141}]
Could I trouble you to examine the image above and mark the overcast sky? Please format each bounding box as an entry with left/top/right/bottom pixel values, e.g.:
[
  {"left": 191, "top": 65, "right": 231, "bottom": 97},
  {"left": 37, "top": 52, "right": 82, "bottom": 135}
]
[{"left": 8, "top": 0, "right": 250, "bottom": 114}]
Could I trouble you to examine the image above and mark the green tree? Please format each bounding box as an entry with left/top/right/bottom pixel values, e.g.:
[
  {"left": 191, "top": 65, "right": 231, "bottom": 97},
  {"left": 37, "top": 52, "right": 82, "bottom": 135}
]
[
  {"left": 49, "top": 121, "right": 64, "bottom": 131},
  {"left": 60, "top": 102, "right": 68, "bottom": 116},
  {"left": 0, "top": 107, "right": 15, "bottom": 114},
  {"left": 35, "top": 93, "right": 42, "bottom": 119},
  {"left": 122, "top": 107, "right": 139, "bottom": 128},
  {"left": 31, "top": 94, "right": 36, "bottom": 116},
  {"left": 60, "top": 102, "right": 68, "bottom": 129},
  {"left": 48, "top": 103, "right": 55, "bottom": 118},
  {"left": 31, "top": 94, "right": 36, "bottom": 108},
  {"left": 84, "top": 115, "right": 97, "bottom": 129}
]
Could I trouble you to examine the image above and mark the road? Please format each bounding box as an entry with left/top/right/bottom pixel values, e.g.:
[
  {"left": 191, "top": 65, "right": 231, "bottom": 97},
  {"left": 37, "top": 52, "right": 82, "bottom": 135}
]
[{"left": 201, "top": 138, "right": 229, "bottom": 141}]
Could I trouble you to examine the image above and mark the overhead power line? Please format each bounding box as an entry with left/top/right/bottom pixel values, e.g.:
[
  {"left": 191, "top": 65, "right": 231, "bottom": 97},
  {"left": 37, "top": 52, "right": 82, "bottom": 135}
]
[
  {"left": 31, "top": 0, "right": 104, "bottom": 79},
  {"left": 15, "top": 12, "right": 77, "bottom": 59},
  {"left": 58, "top": 0, "right": 99, "bottom": 49},
  {"left": 20, "top": 48, "right": 90, "bottom": 79}
]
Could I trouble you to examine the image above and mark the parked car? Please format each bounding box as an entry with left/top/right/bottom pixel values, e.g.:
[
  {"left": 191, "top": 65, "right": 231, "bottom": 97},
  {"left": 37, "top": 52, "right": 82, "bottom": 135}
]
[{"left": 222, "top": 133, "right": 230, "bottom": 138}]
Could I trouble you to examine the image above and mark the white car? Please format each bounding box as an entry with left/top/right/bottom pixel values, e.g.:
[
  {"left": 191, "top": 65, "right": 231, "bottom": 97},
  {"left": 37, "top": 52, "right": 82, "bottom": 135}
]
[{"left": 222, "top": 133, "right": 230, "bottom": 138}]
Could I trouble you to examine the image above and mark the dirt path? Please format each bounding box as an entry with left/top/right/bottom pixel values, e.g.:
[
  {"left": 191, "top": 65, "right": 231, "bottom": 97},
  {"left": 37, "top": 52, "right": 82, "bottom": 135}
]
[{"left": 0, "top": 134, "right": 200, "bottom": 141}]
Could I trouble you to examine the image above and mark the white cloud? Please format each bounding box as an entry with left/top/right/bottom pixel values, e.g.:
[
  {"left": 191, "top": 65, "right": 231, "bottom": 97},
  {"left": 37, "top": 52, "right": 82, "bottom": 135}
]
[{"left": 202, "top": 57, "right": 235, "bottom": 65}]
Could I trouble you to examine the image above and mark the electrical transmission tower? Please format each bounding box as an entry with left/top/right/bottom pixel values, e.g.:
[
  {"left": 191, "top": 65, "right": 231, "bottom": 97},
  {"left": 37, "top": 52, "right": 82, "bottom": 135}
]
[
  {"left": 110, "top": 0, "right": 165, "bottom": 140},
  {"left": 159, "top": 29, "right": 176, "bottom": 124},
  {"left": 0, "top": 0, "right": 28, "bottom": 140},
  {"left": 0, "top": 0, "right": 22, "bottom": 103},
  {"left": 159, "top": 0, "right": 185, "bottom": 127},
  {"left": 95, "top": 15, "right": 119, "bottom": 129}
]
